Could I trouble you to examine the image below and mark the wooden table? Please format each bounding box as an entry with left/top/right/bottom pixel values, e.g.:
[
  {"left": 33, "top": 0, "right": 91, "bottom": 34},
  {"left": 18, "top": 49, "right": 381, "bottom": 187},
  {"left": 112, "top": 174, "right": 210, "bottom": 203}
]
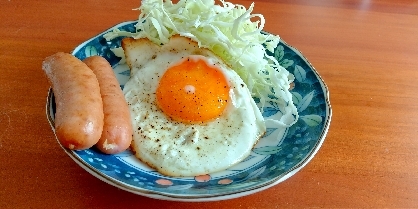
[{"left": 1, "top": 0, "right": 417, "bottom": 208}]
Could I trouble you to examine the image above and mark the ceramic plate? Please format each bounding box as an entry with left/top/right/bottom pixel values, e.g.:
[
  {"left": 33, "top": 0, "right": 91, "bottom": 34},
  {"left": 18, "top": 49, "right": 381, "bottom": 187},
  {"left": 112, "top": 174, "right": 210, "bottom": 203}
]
[{"left": 46, "top": 21, "right": 331, "bottom": 202}]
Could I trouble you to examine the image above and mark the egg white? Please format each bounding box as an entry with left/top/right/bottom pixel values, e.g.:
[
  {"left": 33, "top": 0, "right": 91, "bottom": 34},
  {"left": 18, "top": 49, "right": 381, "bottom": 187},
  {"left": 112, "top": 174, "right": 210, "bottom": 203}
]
[{"left": 122, "top": 36, "right": 266, "bottom": 177}]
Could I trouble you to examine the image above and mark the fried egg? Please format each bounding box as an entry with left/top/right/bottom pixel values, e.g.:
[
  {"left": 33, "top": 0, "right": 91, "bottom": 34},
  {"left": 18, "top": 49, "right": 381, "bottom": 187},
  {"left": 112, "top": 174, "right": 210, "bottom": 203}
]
[{"left": 122, "top": 35, "right": 266, "bottom": 177}]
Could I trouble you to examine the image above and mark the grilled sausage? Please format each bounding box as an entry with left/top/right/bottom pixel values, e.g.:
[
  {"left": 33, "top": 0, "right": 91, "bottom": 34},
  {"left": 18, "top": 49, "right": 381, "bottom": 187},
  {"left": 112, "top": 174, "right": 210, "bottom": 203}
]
[
  {"left": 83, "top": 56, "right": 132, "bottom": 154},
  {"left": 42, "top": 52, "right": 104, "bottom": 150}
]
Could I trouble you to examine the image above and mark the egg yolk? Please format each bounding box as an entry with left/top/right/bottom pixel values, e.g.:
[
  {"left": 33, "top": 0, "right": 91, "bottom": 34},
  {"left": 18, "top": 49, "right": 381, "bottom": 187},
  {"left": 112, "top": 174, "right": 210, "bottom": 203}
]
[{"left": 156, "top": 57, "right": 229, "bottom": 123}]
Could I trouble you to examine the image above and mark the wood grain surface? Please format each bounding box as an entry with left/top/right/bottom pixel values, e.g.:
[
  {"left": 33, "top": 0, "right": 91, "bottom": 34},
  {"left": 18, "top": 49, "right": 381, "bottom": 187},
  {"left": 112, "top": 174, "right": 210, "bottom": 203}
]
[{"left": 1, "top": 0, "right": 417, "bottom": 208}]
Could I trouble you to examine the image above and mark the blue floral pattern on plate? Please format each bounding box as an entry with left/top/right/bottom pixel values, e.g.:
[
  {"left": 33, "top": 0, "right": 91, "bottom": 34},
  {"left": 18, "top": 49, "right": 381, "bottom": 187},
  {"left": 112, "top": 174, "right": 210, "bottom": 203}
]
[{"left": 46, "top": 21, "right": 331, "bottom": 201}]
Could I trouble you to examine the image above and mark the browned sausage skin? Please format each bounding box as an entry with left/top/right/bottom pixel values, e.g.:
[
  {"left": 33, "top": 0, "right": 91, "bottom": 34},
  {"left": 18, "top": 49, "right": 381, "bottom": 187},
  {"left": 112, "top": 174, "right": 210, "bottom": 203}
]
[
  {"left": 42, "top": 52, "right": 104, "bottom": 150},
  {"left": 83, "top": 56, "right": 133, "bottom": 154}
]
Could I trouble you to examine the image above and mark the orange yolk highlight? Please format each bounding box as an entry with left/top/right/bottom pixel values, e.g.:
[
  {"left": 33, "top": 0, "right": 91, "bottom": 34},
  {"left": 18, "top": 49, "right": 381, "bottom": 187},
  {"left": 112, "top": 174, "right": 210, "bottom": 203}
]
[{"left": 156, "top": 57, "right": 229, "bottom": 123}]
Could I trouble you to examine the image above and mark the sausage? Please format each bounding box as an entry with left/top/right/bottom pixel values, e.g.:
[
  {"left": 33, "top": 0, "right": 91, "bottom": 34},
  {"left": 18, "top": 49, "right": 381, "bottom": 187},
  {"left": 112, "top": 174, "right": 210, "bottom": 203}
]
[
  {"left": 83, "top": 56, "right": 132, "bottom": 154},
  {"left": 42, "top": 52, "right": 104, "bottom": 150}
]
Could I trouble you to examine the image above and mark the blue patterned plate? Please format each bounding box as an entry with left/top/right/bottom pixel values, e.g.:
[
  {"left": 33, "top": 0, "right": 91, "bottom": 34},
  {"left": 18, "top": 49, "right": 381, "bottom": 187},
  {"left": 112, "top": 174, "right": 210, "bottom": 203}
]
[{"left": 46, "top": 21, "right": 331, "bottom": 202}]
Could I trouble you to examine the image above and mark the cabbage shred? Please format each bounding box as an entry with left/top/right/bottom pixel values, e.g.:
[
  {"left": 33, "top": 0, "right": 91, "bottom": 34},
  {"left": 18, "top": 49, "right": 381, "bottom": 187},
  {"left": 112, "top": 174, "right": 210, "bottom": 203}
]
[{"left": 105, "top": 0, "right": 298, "bottom": 127}]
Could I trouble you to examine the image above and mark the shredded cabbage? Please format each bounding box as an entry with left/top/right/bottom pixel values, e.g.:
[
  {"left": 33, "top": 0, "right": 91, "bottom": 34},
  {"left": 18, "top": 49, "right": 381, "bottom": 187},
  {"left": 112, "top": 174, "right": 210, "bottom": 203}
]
[{"left": 105, "top": 0, "right": 298, "bottom": 127}]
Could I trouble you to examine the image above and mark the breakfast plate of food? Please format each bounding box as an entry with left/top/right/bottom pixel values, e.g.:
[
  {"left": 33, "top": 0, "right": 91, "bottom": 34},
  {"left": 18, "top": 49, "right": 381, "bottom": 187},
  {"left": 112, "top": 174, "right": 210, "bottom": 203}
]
[{"left": 44, "top": 0, "right": 331, "bottom": 202}]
